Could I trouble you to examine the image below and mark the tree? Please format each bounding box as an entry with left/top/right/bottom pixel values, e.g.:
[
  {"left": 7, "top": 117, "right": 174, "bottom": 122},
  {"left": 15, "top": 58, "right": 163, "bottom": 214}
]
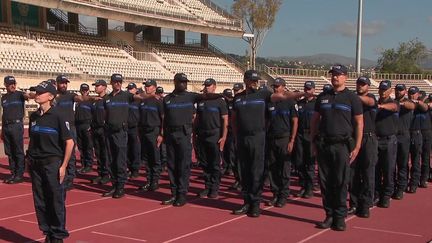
[
  {"left": 232, "top": 0, "right": 282, "bottom": 70},
  {"left": 377, "top": 39, "right": 428, "bottom": 74}
]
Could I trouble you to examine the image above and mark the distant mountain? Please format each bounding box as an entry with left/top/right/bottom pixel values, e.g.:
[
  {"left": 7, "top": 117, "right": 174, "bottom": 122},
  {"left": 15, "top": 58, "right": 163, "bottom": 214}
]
[
  {"left": 419, "top": 55, "right": 432, "bottom": 70},
  {"left": 268, "top": 53, "right": 377, "bottom": 68}
]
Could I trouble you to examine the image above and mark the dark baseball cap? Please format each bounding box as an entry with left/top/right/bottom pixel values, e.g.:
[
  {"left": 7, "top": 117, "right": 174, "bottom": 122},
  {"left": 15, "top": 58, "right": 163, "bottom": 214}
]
[
  {"left": 56, "top": 75, "right": 69, "bottom": 83},
  {"left": 222, "top": 88, "right": 233, "bottom": 97},
  {"left": 395, "top": 84, "right": 406, "bottom": 91},
  {"left": 144, "top": 79, "right": 157, "bottom": 87},
  {"left": 379, "top": 80, "right": 391, "bottom": 90},
  {"left": 233, "top": 83, "right": 244, "bottom": 91},
  {"left": 272, "top": 78, "right": 286, "bottom": 87},
  {"left": 30, "top": 81, "right": 57, "bottom": 95},
  {"left": 244, "top": 70, "right": 260, "bottom": 81},
  {"left": 419, "top": 90, "right": 426, "bottom": 99},
  {"left": 92, "top": 79, "right": 107, "bottom": 86},
  {"left": 304, "top": 81, "right": 315, "bottom": 89},
  {"left": 174, "top": 73, "right": 188, "bottom": 82},
  {"left": 323, "top": 84, "right": 333, "bottom": 92},
  {"left": 111, "top": 73, "right": 123, "bottom": 82},
  {"left": 4, "top": 76, "right": 16, "bottom": 85},
  {"left": 156, "top": 86, "right": 164, "bottom": 94},
  {"left": 127, "top": 83, "right": 137, "bottom": 90},
  {"left": 80, "top": 83, "right": 90, "bottom": 91},
  {"left": 356, "top": 76, "right": 371, "bottom": 85},
  {"left": 329, "top": 65, "right": 348, "bottom": 75},
  {"left": 408, "top": 86, "right": 419, "bottom": 95},
  {"left": 203, "top": 78, "right": 216, "bottom": 86},
  {"left": 47, "top": 79, "right": 56, "bottom": 85}
]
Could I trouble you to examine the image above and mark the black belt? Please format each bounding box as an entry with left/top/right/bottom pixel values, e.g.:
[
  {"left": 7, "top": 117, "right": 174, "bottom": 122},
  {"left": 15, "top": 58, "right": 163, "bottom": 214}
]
[
  {"left": 3, "top": 119, "right": 22, "bottom": 125},
  {"left": 322, "top": 136, "right": 350, "bottom": 144}
]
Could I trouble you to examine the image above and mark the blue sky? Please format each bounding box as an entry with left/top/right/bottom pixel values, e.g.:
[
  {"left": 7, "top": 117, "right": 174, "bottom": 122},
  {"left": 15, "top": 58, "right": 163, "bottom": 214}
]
[{"left": 206, "top": 0, "right": 432, "bottom": 61}]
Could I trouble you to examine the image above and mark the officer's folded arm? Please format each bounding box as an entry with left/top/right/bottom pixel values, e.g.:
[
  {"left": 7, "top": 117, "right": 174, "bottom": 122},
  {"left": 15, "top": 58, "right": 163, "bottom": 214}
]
[{"left": 270, "top": 91, "right": 311, "bottom": 102}]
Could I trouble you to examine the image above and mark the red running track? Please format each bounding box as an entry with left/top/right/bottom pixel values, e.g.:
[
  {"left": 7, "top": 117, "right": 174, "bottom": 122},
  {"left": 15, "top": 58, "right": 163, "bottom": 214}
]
[{"left": 0, "top": 157, "right": 431, "bottom": 243}]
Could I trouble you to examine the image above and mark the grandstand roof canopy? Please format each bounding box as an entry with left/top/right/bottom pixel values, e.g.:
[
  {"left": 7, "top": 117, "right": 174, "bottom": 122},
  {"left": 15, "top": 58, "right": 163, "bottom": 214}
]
[{"left": 13, "top": 0, "right": 244, "bottom": 38}]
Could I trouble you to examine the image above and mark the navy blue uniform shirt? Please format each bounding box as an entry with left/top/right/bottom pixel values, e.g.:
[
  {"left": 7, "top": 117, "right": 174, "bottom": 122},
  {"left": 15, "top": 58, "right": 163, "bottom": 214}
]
[
  {"left": 92, "top": 94, "right": 106, "bottom": 128},
  {"left": 163, "top": 91, "right": 198, "bottom": 127},
  {"left": 1, "top": 91, "right": 25, "bottom": 122},
  {"left": 55, "top": 92, "right": 77, "bottom": 124},
  {"left": 297, "top": 97, "right": 316, "bottom": 133},
  {"left": 396, "top": 97, "right": 413, "bottom": 134},
  {"left": 361, "top": 93, "right": 378, "bottom": 133},
  {"left": 104, "top": 90, "right": 134, "bottom": 129},
  {"left": 267, "top": 99, "right": 298, "bottom": 138},
  {"left": 375, "top": 97, "right": 399, "bottom": 137},
  {"left": 196, "top": 98, "right": 228, "bottom": 130},
  {"left": 139, "top": 97, "right": 164, "bottom": 128}
]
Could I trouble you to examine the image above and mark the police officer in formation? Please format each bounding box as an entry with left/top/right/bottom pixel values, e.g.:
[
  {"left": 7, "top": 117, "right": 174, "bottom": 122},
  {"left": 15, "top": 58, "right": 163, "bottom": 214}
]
[
  {"left": 1, "top": 76, "right": 34, "bottom": 184},
  {"left": 295, "top": 81, "right": 317, "bottom": 199},
  {"left": 311, "top": 65, "right": 363, "bottom": 231},
  {"left": 126, "top": 83, "right": 141, "bottom": 178},
  {"left": 266, "top": 78, "right": 298, "bottom": 208},
  {"left": 348, "top": 77, "right": 378, "bottom": 218}
]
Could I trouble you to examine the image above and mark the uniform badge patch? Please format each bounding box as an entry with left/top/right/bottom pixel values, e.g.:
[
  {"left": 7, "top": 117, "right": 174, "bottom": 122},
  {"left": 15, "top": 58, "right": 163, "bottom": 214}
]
[{"left": 65, "top": 121, "right": 70, "bottom": 131}]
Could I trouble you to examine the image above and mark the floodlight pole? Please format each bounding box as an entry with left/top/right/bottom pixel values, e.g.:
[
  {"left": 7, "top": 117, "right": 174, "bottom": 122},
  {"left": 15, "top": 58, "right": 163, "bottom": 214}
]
[
  {"left": 355, "top": 0, "right": 363, "bottom": 75},
  {"left": 243, "top": 33, "right": 255, "bottom": 70}
]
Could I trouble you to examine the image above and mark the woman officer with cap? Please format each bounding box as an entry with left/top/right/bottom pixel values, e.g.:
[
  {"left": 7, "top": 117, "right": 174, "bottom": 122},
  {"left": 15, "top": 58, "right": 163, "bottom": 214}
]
[{"left": 28, "top": 81, "right": 74, "bottom": 243}]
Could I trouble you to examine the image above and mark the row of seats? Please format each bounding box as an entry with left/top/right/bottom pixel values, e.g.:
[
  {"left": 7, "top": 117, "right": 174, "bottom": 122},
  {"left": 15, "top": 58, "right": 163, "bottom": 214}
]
[
  {"left": 164, "top": 63, "right": 242, "bottom": 82},
  {"left": 0, "top": 49, "right": 69, "bottom": 73},
  {"left": 179, "top": 0, "right": 232, "bottom": 24}
]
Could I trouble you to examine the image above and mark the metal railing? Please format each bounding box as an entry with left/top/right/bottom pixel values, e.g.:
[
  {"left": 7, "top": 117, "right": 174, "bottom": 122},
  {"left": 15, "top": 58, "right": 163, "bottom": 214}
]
[
  {"left": 49, "top": 9, "right": 98, "bottom": 36},
  {"left": 208, "top": 42, "right": 246, "bottom": 72}
]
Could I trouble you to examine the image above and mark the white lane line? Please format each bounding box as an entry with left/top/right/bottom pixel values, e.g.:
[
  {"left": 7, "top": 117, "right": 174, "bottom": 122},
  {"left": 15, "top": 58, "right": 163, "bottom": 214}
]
[
  {"left": 91, "top": 231, "right": 147, "bottom": 242},
  {"left": 0, "top": 197, "right": 109, "bottom": 221},
  {"left": 0, "top": 193, "right": 32, "bottom": 201},
  {"left": 18, "top": 219, "right": 38, "bottom": 224},
  {"left": 353, "top": 226, "right": 423, "bottom": 237},
  {"left": 162, "top": 198, "right": 311, "bottom": 243},
  {"left": 189, "top": 205, "right": 229, "bottom": 212},
  {"left": 296, "top": 215, "right": 356, "bottom": 243}
]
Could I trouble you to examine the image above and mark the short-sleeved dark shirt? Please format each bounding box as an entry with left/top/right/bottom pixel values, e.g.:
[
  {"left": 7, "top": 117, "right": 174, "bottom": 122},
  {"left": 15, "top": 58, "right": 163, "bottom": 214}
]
[
  {"left": 375, "top": 97, "right": 399, "bottom": 137},
  {"left": 1, "top": 91, "right": 25, "bottom": 122},
  {"left": 411, "top": 105, "right": 431, "bottom": 131},
  {"left": 55, "top": 91, "right": 77, "bottom": 124},
  {"left": 233, "top": 88, "right": 272, "bottom": 135},
  {"left": 128, "top": 100, "right": 140, "bottom": 128},
  {"left": 75, "top": 100, "right": 93, "bottom": 123},
  {"left": 314, "top": 88, "right": 363, "bottom": 137},
  {"left": 92, "top": 94, "right": 106, "bottom": 128},
  {"left": 395, "top": 97, "right": 413, "bottom": 134},
  {"left": 361, "top": 93, "right": 378, "bottom": 133},
  {"left": 267, "top": 99, "right": 298, "bottom": 138},
  {"left": 297, "top": 97, "right": 316, "bottom": 133},
  {"left": 28, "top": 106, "right": 72, "bottom": 160},
  {"left": 196, "top": 97, "right": 228, "bottom": 130},
  {"left": 139, "top": 97, "right": 164, "bottom": 128},
  {"left": 163, "top": 91, "right": 198, "bottom": 127},
  {"left": 104, "top": 90, "right": 134, "bottom": 129}
]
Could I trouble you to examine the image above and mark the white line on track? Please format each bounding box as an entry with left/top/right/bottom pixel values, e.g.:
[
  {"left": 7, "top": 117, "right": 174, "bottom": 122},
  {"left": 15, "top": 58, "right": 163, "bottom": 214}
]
[
  {"left": 353, "top": 226, "right": 423, "bottom": 237},
  {"left": 18, "top": 219, "right": 38, "bottom": 224},
  {"left": 189, "top": 205, "right": 230, "bottom": 212},
  {"left": 0, "top": 193, "right": 32, "bottom": 201},
  {"left": 296, "top": 215, "right": 356, "bottom": 243},
  {"left": 91, "top": 231, "right": 147, "bottom": 242}
]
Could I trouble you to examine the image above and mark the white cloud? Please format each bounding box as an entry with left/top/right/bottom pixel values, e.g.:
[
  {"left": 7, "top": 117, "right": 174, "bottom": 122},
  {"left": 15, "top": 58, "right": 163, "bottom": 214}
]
[{"left": 322, "top": 21, "right": 385, "bottom": 38}]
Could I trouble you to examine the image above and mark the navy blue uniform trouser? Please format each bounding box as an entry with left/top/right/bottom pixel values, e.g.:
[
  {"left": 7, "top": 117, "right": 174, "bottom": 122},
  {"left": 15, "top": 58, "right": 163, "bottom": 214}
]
[
  {"left": 237, "top": 131, "right": 266, "bottom": 206},
  {"left": 76, "top": 123, "right": 94, "bottom": 168},
  {"left": 65, "top": 126, "right": 77, "bottom": 185},
  {"left": 267, "top": 136, "right": 291, "bottom": 199},
  {"left": 197, "top": 130, "right": 222, "bottom": 192},
  {"left": 106, "top": 129, "right": 128, "bottom": 189},
  {"left": 92, "top": 127, "right": 110, "bottom": 177},
  {"left": 420, "top": 129, "right": 431, "bottom": 184},
  {"left": 350, "top": 134, "right": 378, "bottom": 209},
  {"left": 395, "top": 133, "right": 410, "bottom": 192},
  {"left": 3, "top": 122, "right": 25, "bottom": 177},
  {"left": 317, "top": 141, "right": 350, "bottom": 219},
  {"left": 166, "top": 128, "right": 192, "bottom": 196},
  {"left": 140, "top": 127, "right": 162, "bottom": 184},
  {"left": 408, "top": 131, "right": 422, "bottom": 188},
  {"left": 30, "top": 158, "right": 69, "bottom": 240},
  {"left": 295, "top": 133, "right": 315, "bottom": 191},
  {"left": 223, "top": 131, "right": 241, "bottom": 182},
  {"left": 375, "top": 135, "right": 397, "bottom": 198},
  {"left": 127, "top": 127, "right": 141, "bottom": 173}
]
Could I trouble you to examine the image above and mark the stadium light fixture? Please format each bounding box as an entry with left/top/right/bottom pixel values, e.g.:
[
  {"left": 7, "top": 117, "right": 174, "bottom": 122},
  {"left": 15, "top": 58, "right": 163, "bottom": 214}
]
[
  {"left": 355, "top": 0, "right": 363, "bottom": 75},
  {"left": 242, "top": 33, "right": 255, "bottom": 69}
]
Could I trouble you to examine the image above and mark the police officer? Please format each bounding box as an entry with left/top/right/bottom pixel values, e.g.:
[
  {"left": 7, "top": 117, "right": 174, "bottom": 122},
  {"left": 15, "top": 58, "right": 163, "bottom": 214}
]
[
  {"left": 126, "top": 83, "right": 141, "bottom": 178},
  {"left": 322, "top": 84, "right": 333, "bottom": 94},
  {"left": 393, "top": 84, "right": 415, "bottom": 199},
  {"left": 310, "top": 65, "right": 363, "bottom": 231},
  {"left": 161, "top": 73, "right": 222, "bottom": 207},
  {"left": 266, "top": 78, "right": 298, "bottom": 207},
  {"left": 418, "top": 90, "right": 431, "bottom": 189},
  {"left": 195, "top": 78, "right": 228, "bottom": 199},
  {"left": 1, "top": 76, "right": 33, "bottom": 184},
  {"left": 374, "top": 80, "right": 399, "bottom": 208},
  {"left": 232, "top": 70, "right": 307, "bottom": 217},
  {"left": 102, "top": 74, "right": 154, "bottom": 198},
  {"left": 295, "top": 81, "right": 317, "bottom": 199},
  {"left": 75, "top": 83, "right": 94, "bottom": 174},
  {"left": 407, "top": 87, "right": 429, "bottom": 192},
  {"left": 55, "top": 75, "right": 97, "bottom": 190},
  {"left": 138, "top": 79, "right": 164, "bottom": 191},
  {"left": 348, "top": 77, "right": 378, "bottom": 218},
  {"left": 156, "top": 86, "right": 168, "bottom": 171},
  {"left": 90, "top": 80, "right": 110, "bottom": 185},
  {"left": 28, "top": 81, "right": 74, "bottom": 243},
  {"left": 233, "top": 83, "right": 244, "bottom": 95}
]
